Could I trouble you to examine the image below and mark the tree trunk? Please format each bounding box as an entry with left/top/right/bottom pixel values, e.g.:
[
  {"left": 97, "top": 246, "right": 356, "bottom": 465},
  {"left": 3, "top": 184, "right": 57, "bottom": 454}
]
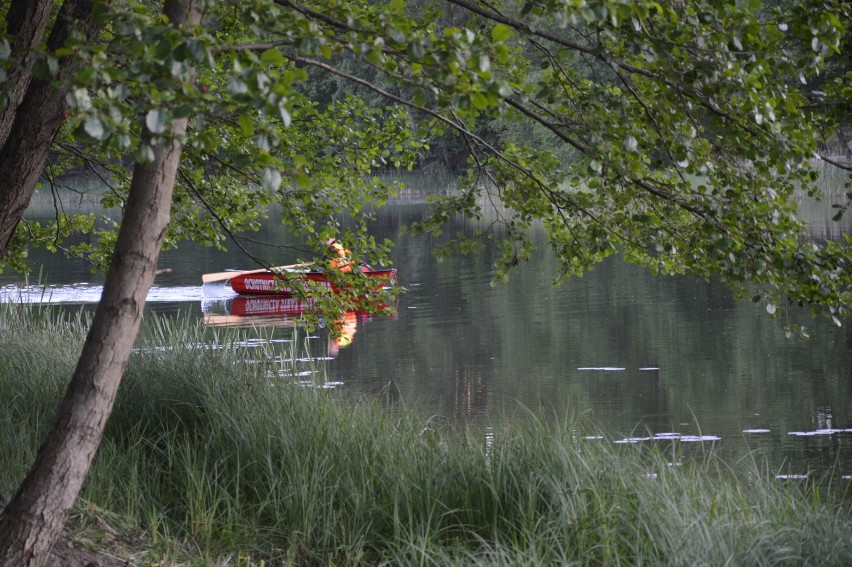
[
  {"left": 0, "top": 1, "right": 202, "bottom": 563},
  {"left": 0, "top": 148, "right": 183, "bottom": 564},
  {"left": 0, "top": 0, "right": 55, "bottom": 148},
  {"left": 0, "top": 0, "right": 98, "bottom": 258}
]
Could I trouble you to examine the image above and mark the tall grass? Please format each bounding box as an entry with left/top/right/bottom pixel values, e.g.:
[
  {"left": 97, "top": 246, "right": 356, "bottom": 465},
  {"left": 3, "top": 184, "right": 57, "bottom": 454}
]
[
  {"left": 0, "top": 304, "right": 88, "bottom": 486},
  {"left": 2, "top": 304, "right": 852, "bottom": 565}
]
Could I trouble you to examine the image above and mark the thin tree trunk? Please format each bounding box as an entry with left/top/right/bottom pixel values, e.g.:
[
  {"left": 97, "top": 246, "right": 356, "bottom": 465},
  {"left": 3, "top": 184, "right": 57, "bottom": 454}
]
[
  {"left": 0, "top": 1, "right": 202, "bottom": 563},
  {"left": 0, "top": 0, "right": 98, "bottom": 258}
]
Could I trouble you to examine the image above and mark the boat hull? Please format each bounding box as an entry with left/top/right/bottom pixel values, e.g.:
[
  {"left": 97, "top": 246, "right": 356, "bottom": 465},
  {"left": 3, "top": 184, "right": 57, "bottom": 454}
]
[{"left": 228, "top": 268, "right": 397, "bottom": 296}]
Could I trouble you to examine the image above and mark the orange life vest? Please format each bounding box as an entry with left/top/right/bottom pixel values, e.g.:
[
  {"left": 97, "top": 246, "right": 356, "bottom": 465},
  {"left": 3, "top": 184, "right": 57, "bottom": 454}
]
[{"left": 328, "top": 241, "right": 355, "bottom": 273}]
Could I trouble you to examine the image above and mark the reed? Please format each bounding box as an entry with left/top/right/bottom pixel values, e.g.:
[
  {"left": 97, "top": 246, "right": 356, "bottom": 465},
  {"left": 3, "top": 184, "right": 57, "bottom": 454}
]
[{"left": 1, "top": 305, "right": 851, "bottom": 565}]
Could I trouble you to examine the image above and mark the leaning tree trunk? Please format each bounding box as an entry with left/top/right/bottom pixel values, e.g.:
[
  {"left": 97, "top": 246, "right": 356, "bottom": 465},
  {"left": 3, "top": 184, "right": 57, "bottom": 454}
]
[
  {"left": 0, "top": 0, "right": 55, "bottom": 147},
  {"left": 0, "top": 0, "right": 99, "bottom": 257},
  {"left": 0, "top": 150, "right": 182, "bottom": 563},
  {"left": 0, "top": 2, "right": 202, "bottom": 563}
]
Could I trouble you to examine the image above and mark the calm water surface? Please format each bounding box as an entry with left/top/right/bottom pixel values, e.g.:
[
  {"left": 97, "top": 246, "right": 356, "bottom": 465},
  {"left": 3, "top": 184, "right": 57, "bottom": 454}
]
[{"left": 2, "top": 203, "right": 851, "bottom": 477}]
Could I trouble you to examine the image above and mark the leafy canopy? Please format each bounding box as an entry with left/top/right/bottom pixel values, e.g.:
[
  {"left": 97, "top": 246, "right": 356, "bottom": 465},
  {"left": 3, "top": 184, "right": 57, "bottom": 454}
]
[{"left": 1, "top": 0, "right": 849, "bottom": 327}]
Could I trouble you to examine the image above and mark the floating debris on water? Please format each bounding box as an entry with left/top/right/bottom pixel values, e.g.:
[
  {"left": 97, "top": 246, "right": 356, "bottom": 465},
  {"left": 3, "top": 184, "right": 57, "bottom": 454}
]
[
  {"left": 788, "top": 429, "right": 852, "bottom": 436},
  {"left": 577, "top": 367, "right": 661, "bottom": 372},
  {"left": 653, "top": 432, "right": 681, "bottom": 439},
  {"left": 268, "top": 369, "right": 315, "bottom": 378},
  {"left": 776, "top": 474, "right": 808, "bottom": 480},
  {"left": 613, "top": 432, "right": 721, "bottom": 444},
  {"left": 743, "top": 429, "right": 771, "bottom": 434},
  {"left": 295, "top": 380, "right": 344, "bottom": 389},
  {"left": 614, "top": 437, "right": 653, "bottom": 444}
]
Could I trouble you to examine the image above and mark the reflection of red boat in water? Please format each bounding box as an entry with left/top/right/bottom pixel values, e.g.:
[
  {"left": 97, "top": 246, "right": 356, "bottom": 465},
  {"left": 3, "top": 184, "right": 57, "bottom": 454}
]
[
  {"left": 228, "top": 268, "right": 397, "bottom": 295},
  {"left": 202, "top": 295, "right": 396, "bottom": 356},
  {"left": 230, "top": 295, "right": 317, "bottom": 317},
  {"left": 201, "top": 295, "right": 397, "bottom": 329}
]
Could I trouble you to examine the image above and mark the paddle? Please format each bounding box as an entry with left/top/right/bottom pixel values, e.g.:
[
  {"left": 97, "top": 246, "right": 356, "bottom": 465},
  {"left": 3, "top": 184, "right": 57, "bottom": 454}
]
[{"left": 201, "top": 262, "right": 314, "bottom": 284}]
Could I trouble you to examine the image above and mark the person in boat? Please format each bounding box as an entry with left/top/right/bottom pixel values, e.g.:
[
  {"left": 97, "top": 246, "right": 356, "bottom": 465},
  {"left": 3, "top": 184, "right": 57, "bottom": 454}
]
[{"left": 324, "top": 237, "right": 367, "bottom": 273}]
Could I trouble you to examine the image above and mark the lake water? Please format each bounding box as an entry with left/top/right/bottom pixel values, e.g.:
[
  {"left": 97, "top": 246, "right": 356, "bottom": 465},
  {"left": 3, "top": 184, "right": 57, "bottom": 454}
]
[{"left": 2, "top": 201, "right": 851, "bottom": 478}]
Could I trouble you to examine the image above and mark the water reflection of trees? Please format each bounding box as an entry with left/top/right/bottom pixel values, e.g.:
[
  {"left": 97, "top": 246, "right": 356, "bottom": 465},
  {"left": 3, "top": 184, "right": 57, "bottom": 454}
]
[{"left": 343, "top": 205, "right": 851, "bottom": 455}]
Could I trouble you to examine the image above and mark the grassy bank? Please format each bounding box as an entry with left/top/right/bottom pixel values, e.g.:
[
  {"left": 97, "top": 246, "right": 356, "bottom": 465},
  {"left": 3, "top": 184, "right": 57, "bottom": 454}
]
[{"left": 1, "top": 305, "right": 851, "bottom": 565}]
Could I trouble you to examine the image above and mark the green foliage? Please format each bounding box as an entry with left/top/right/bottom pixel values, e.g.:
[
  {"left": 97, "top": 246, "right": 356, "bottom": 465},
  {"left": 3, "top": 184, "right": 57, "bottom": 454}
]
[{"left": 1, "top": 0, "right": 850, "bottom": 324}]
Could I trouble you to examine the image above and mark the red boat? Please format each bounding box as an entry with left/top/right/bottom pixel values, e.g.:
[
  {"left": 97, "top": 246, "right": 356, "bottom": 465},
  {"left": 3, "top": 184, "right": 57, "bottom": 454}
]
[{"left": 227, "top": 267, "right": 397, "bottom": 296}]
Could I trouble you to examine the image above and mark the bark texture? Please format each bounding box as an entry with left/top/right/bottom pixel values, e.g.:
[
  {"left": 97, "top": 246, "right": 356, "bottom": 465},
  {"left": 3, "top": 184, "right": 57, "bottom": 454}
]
[
  {"left": 0, "top": 140, "right": 185, "bottom": 566},
  {"left": 0, "top": 1, "right": 202, "bottom": 563},
  {"left": 0, "top": 0, "right": 55, "bottom": 147},
  {"left": 0, "top": 0, "right": 97, "bottom": 258}
]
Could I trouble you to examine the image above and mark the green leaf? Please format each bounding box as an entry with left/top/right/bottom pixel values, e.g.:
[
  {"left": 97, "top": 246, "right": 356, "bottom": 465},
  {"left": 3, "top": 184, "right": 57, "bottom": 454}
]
[
  {"left": 261, "top": 49, "right": 285, "bottom": 66},
  {"left": 156, "top": 39, "right": 171, "bottom": 60},
  {"left": 227, "top": 78, "right": 248, "bottom": 95},
  {"left": 146, "top": 109, "right": 168, "bottom": 134},
  {"left": 262, "top": 167, "right": 282, "bottom": 191},
  {"left": 295, "top": 172, "right": 311, "bottom": 187},
  {"left": 389, "top": 28, "right": 406, "bottom": 45},
  {"left": 492, "top": 24, "right": 513, "bottom": 43},
  {"left": 84, "top": 116, "right": 105, "bottom": 139},
  {"left": 46, "top": 56, "right": 59, "bottom": 76},
  {"left": 237, "top": 113, "right": 255, "bottom": 136},
  {"left": 279, "top": 103, "right": 292, "bottom": 127},
  {"left": 136, "top": 144, "right": 155, "bottom": 164},
  {"left": 407, "top": 41, "right": 425, "bottom": 60},
  {"left": 76, "top": 66, "right": 97, "bottom": 85},
  {"left": 31, "top": 59, "right": 53, "bottom": 80},
  {"left": 173, "top": 104, "right": 194, "bottom": 119},
  {"left": 471, "top": 92, "right": 489, "bottom": 110}
]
